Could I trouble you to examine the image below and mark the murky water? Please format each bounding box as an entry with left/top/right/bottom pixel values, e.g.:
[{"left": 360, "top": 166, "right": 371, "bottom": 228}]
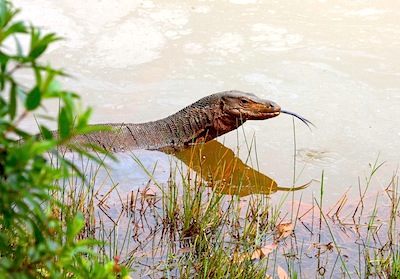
[
  {"left": 11, "top": 0, "right": 400, "bottom": 276},
  {"left": 15, "top": 0, "right": 400, "bottom": 204}
]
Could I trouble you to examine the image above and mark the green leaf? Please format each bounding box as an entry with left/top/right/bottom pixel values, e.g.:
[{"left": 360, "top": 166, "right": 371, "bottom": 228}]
[
  {"left": 0, "top": 51, "right": 9, "bottom": 64},
  {"left": 45, "top": 89, "right": 80, "bottom": 99},
  {"left": 66, "top": 212, "right": 84, "bottom": 243},
  {"left": 32, "top": 140, "right": 58, "bottom": 154},
  {"left": 0, "top": 1, "right": 6, "bottom": 27},
  {"left": 58, "top": 107, "right": 71, "bottom": 138},
  {"left": 9, "top": 82, "right": 16, "bottom": 119},
  {"left": 0, "top": 97, "right": 8, "bottom": 116},
  {"left": 29, "top": 218, "right": 46, "bottom": 245},
  {"left": 39, "top": 125, "right": 53, "bottom": 140},
  {"left": 0, "top": 1, "right": 17, "bottom": 29},
  {"left": 0, "top": 21, "right": 26, "bottom": 43},
  {"left": 29, "top": 44, "right": 47, "bottom": 59},
  {"left": 29, "top": 29, "right": 61, "bottom": 59},
  {"left": 25, "top": 86, "right": 41, "bottom": 110},
  {"left": 13, "top": 34, "right": 24, "bottom": 56},
  {"left": 33, "top": 62, "right": 41, "bottom": 85},
  {"left": 0, "top": 52, "right": 9, "bottom": 89},
  {"left": 75, "top": 107, "right": 92, "bottom": 130},
  {"left": 42, "top": 71, "right": 61, "bottom": 96},
  {"left": 7, "top": 21, "right": 26, "bottom": 33}
]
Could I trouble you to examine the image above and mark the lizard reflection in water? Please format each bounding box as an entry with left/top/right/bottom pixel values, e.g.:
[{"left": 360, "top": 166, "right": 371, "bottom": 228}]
[{"left": 172, "top": 140, "right": 309, "bottom": 197}]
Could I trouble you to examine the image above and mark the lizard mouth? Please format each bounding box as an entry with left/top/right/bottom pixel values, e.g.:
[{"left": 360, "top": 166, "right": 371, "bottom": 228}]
[
  {"left": 245, "top": 107, "right": 280, "bottom": 119},
  {"left": 262, "top": 105, "right": 281, "bottom": 118},
  {"left": 263, "top": 110, "right": 281, "bottom": 119}
]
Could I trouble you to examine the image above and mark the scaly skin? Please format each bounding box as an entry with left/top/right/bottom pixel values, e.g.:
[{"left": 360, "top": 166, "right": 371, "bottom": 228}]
[{"left": 57, "top": 90, "right": 281, "bottom": 152}]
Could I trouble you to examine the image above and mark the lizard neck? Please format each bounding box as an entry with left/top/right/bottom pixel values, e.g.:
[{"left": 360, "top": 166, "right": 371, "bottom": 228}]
[{"left": 162, "top": 94, "right": 246, "bottom": 146}]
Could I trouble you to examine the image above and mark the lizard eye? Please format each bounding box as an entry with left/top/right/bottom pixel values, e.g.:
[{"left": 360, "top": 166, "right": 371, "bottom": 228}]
[{"left": 240, "top": 99, "right": 249, "bottom": 104}]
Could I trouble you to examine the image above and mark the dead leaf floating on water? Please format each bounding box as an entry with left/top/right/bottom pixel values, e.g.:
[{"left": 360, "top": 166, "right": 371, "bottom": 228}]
[
  {"left": 234, "top": 243, "right": 278, "bottom": 263},
  {"left": 276, "top": 222, "right": 294, "bottom": 240},
  {"left": 257, "top": 243, "right": 278, "bottom": 259},
  {"left": 251, "top": 249, "right": 264, "bottom": 260},
  {"left": 277, "top": 265, "right": 290, "bottom": 279}
]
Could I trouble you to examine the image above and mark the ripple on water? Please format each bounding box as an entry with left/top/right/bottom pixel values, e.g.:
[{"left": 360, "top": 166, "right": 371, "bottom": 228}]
[{"left": 296, "top": 148, "right": 340, "bottom": 166}]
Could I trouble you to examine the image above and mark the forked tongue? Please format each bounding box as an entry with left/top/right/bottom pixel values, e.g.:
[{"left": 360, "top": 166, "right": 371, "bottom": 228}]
[{"left": 280, "top": 110, "right": 316, "bottom": 130}]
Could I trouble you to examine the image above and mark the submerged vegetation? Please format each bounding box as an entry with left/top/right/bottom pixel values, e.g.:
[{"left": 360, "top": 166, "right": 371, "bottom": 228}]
[{"left": 1, "top": 1, "right": 399, "bottom": 278}]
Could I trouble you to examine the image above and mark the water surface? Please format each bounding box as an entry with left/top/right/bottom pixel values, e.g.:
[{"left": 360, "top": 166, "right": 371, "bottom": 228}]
[
  {"left": 11, "top": 1, "right": 400, "bottom": 277},
  {"left": 14, "top": 0, "right": 400, "bottom": 212}
]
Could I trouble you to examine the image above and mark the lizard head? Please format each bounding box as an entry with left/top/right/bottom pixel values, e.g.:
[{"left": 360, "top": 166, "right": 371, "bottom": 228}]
[{"left": 219, "top": 90, "right": 281, "bottom": 121}]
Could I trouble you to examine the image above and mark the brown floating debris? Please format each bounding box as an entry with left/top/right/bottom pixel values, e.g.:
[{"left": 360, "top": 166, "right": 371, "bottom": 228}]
[{"left": 276, "top": 222, "right": 294, "bottom": 240}]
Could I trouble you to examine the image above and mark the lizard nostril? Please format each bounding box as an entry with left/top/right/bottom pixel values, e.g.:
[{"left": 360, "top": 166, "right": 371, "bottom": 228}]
[{"left": 269, "top": 102, "right": 280, "bottom": 110}]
